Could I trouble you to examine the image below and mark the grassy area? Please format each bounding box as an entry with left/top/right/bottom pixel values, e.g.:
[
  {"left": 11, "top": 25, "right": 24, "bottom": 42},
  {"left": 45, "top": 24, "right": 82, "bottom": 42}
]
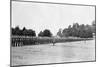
[{"left": 11, "top": 40, "right": 95, "bottom": 66}]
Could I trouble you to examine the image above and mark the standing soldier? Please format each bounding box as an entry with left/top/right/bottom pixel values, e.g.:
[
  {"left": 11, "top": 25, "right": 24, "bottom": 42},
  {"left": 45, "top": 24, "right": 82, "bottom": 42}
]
[{"left": 53, "top": 37, "right": 56, "bottom": 46}]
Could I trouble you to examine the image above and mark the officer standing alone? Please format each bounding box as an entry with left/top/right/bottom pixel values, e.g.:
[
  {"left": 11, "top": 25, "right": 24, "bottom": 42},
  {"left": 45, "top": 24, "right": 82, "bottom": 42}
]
[{"left": 53, "top": 37, "right": 56, "bottom": 46}]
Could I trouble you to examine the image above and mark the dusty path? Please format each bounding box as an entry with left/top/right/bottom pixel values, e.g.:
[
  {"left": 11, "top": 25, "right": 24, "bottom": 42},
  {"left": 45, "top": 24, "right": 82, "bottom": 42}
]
[{"left": 11, "top": 40, "right": 95, "bottom": 66}]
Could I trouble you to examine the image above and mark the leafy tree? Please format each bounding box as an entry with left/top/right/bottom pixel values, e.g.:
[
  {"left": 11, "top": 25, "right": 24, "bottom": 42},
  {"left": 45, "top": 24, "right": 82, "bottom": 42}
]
[
  {"left": 43, "top": 29, "right": 52, "bottom": 37},
  {"left": 12, "top": 26, "right": 36, "bottom": 36},
  {"left": 72, "top": 23, "right": 79, "bottom": 29},
  {"left": 38, "top": 31, "right": 44, "bottom": 37},
  {"left": 61, "top": 22, "right": 93, "bottom": 38},
  {"left": 22, "top": 27, "right": 26, "bottom": 31},
  {"left": 91, "top": 20, "right": 96, "bottom": 33},
  {"left": 92, "top": 20, "right": 96, "bottom": 26},
  {"left": 22, "top": 29, "right": 36, "bottom": 36},
  {"left": 62, "top": 28, "right": 70, "bottom": 37},
  {"left": 57, "top": 28, "right": 63, "bottom": 37},
  {"left": 14, "top": 26, "right": 22, "bottom": 35},
  {"left": 12, "top": 27, "right": 16, "bottom": 35},
  {"left": 28, "top": 29, "right": 36, "bottom": 36}
]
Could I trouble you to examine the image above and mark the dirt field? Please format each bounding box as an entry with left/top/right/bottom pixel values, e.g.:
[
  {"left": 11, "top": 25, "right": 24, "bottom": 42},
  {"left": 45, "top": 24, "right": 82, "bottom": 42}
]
[{"left": 11, "top": 39, "right": 95, "bottom": 66}]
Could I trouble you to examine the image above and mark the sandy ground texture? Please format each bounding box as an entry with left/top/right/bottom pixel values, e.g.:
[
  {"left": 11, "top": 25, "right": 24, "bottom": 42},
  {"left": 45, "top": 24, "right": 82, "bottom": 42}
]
[{"left": 11, "top": 39, "right": 95, "bottom": 66}]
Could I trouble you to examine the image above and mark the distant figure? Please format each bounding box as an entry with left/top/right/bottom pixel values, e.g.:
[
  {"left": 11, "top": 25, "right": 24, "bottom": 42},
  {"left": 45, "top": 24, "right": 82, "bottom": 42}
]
[
  {"left": 84, "top": 38, "right": 86, "bottom": 43},
  {"left": 53, "top": 38, "right": 56, "bottom": 46}
]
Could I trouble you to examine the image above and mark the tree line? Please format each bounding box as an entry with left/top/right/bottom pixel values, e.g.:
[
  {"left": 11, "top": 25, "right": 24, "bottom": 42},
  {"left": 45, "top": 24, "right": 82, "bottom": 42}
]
[
  {"left": 12, "top": 26, "right": 36, "bottom": 36},
  {"left": 12, "top": 21, "right": 95, "bottom": 38},
  {"left": 57, "top": 21, "right": 96, "bottom": 38},
  {"left": 11, "top": 26, "right": 52, "bottom": 37}
]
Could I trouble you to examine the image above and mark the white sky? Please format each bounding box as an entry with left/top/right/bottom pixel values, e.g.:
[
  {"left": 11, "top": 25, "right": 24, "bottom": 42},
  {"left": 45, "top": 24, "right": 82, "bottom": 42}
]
[{"left": 12, "top": 1, "right": 95, "bottom": 36}]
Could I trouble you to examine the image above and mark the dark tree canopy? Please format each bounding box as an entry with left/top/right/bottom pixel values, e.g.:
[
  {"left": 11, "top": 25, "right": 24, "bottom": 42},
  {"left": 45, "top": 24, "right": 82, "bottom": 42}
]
[
  {"left": 38, "top": 29, "right": 52, "bottom": 37},
  {"left": 43, "top": 29, "right": 52, "bottom": 37},
  {"left": 12, "top": 26, "right": 22, "bottom": 35},
  {"left": 11, "top": 26, "right": 36, "bottom": 36},
  {"left": 22, "top": 27, "right": 26, "bottom": 31},
  {"left": 38, "top": 31, "right": 44, "bottom": 37},
  {"left": 57, "top": 22, "right": 95, "bottom": 38}
]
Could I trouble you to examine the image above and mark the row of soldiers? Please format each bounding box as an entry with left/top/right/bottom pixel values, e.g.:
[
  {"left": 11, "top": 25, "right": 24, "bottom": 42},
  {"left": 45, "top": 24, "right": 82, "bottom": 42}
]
[{"left": 11, "top": 37, "right": 56, "bottom": 47}]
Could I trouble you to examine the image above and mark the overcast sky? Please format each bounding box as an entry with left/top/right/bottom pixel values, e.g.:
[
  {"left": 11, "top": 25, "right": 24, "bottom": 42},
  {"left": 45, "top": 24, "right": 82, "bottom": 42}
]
[{"left": 12, "top": 1, "right": 95, "bottom": 36}]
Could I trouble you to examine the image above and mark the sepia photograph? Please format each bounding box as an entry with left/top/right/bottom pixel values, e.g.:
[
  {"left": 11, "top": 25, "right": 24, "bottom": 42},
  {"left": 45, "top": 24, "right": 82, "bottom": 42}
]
[{"left": 11, "top": 0, "right": 96, "bottom": 67}]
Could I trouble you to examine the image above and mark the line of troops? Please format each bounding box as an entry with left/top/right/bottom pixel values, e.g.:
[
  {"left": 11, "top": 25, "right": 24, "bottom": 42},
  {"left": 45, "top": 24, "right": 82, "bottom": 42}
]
[{"left": 11, "top": 36, "right": 56, "bottom": 47}]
